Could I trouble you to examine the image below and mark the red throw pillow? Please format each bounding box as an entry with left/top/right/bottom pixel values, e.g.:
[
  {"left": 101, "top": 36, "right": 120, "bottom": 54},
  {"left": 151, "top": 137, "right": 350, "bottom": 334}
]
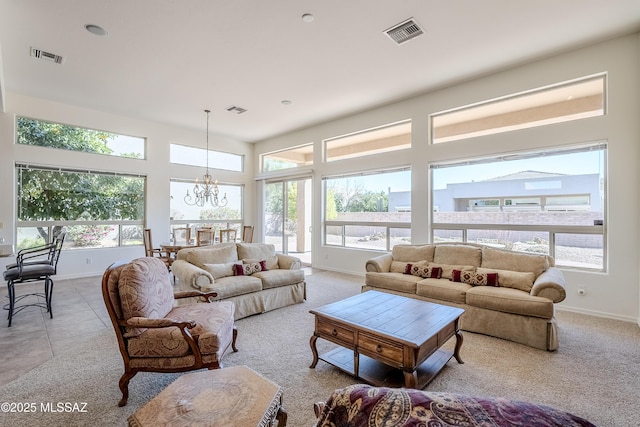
[
  {"left": 233, "top": 263, "right": 245, "bottom": 276},
  {"left": 404, "top": 263, "right": 442, "bottom": 279},
  {"left": 233, "top": 260, "right": 268, "bottom": 276},
  {"left": 451, "top": 269, "right": 498, "bottom": 286}
]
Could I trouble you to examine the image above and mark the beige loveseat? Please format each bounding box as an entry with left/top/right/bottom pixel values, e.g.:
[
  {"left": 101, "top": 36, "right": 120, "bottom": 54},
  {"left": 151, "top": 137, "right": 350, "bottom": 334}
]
[
  {"left": 364, "top": 243, "right": 566, "bottom": 350},
  {"left": 171, "top": 243, "right": 306, "bottom": 320}
]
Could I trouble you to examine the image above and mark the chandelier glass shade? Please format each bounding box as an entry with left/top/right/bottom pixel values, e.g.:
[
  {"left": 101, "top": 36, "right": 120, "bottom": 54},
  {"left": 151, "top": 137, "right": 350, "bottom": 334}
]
[{"left": 184, "top": 109, "right": 228, "bottom": 208}]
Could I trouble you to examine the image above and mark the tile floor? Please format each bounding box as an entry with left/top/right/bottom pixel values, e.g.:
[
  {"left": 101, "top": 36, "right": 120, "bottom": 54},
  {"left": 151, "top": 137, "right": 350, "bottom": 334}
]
[
  {"left": 0, "top": 267, "right": 313, "bottom": 387},
  {"left": 0, "top": 275, "right": 109, "bottom": 386}
]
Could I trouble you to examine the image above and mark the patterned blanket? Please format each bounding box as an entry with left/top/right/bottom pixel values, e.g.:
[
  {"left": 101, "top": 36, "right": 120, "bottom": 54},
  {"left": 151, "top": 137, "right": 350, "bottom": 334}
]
[{"left": 315, "top": 384, "right": 596, "bottom": 427}]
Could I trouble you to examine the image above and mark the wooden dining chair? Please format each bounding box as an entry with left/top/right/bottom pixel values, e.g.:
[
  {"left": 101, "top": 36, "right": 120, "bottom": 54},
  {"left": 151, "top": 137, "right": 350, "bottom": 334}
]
[
  {"left": 143, "top": 229, "right": 172, "bottom": 270},
  {"left": 241, "top": 225, "right": 254, "bottom": 243},
  {"left": 173, "top": 227, "right": 191, "bottom": 245},
  {"left": 219, "top": 229, "right": 237, "bottom": 243},
  {"left": 196, "top": 228, "right": 215, "bottom": 246}
]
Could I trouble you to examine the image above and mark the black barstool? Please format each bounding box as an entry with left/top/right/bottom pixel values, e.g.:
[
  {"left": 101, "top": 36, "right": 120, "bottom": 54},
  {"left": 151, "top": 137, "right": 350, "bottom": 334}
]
[{"left": 3, "top": 233, "right": 65, "bottom": 327}]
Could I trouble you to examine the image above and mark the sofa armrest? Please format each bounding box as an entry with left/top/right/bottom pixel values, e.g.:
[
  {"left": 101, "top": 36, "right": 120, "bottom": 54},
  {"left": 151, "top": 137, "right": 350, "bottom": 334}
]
[
  {"left": 277, "top": 254, "right": 301, "bottom": 270},
  {"left": 170, "top": 259, "right": 214, "bottom": 289},
  {"left": 530, "top": 267, "right": 566, "bottom": 303},
  {"left": 365, "top": 253, "right": 393, "bottom": 272}
]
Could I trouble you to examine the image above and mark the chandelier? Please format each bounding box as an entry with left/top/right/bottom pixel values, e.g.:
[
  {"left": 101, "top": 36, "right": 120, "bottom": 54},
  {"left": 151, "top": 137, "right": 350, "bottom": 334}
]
[{"left": 184, "top": 109, "right": 228, "bottom": 207}]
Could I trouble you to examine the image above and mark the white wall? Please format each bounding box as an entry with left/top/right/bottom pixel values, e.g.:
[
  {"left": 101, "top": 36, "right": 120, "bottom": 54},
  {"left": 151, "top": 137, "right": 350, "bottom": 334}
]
[
  {"left": 253, "top": 33, "right": 640, "bottom": 323},
  {"left": 0, "top": 93, "right": 255, "bottom": 279}
]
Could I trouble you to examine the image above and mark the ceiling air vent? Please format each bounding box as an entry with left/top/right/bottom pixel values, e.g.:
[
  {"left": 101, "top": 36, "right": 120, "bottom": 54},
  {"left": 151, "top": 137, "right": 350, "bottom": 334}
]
[
  {"left": 30, "top": 47, "right": 64, "bottom": 64},
  {"left": 384, "top": 18, "right": 424, "bottom": 45},
  {"left": 225, "top": 105, "right": 247, "bottom": 114}
]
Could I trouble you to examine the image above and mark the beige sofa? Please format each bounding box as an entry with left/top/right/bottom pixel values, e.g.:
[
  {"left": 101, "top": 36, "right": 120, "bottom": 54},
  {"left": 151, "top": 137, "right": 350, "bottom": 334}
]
[
  {"left": 364, "top": 243, "right": 566, "bottom": 350},
  {"left": 171, "top": 242, "right": 306, "bottom": 320}
]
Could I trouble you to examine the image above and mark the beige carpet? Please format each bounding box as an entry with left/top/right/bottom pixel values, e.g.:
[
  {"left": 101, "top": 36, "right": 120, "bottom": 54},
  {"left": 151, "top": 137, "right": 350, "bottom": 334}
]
[{"left": 0, "top": 269, "right": 639, "bottom": 426}]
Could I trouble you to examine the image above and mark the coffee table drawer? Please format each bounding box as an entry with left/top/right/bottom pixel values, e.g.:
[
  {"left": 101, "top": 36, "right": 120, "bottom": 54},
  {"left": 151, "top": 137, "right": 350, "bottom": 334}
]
[
  {"left": 358, "top": 332, "right": 403, "bottom": 365},
  {"left": 317, "top": 319, "right": 355, "bottom": 345},
  {"left": 438, "top": 321, "right": 456, "bottom": 343}
]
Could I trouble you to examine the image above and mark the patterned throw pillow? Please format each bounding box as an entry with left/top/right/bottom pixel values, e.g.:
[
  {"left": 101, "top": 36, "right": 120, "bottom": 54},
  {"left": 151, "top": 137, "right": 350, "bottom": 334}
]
[
  {"left": 451, "top": 269, "right": 499, "bottom": 286},
  {"left": 404, "top": 263, "right": 442, "bottom": 279},
  {"left": 233, "top": 260, "right": 268, "bottom": 276}
]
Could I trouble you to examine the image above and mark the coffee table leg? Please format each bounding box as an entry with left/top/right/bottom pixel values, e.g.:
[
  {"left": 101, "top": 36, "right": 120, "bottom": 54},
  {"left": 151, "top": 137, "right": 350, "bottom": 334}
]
[
  {"left": 276, "top": 406, "right": 288, "bottom": 426},
  {"left": 403, "top": 370, "right": 418, "bottom": 388},
  {"left": 453, "top": 330, "right": 464, "bottom": 364},
  {"left": 309, "top": 335, "right": 319, "bottom": 368},
  {"left": 353, "top": 351, "right": 359, "bottom": 378}
]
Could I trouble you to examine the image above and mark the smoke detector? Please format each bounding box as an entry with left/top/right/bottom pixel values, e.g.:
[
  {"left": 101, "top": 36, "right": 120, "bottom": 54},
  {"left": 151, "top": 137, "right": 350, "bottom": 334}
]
[
  {"left": 30, "top": 47, "right": 64, "bottom": 64},
  {"left": 384, "top": 18, "right": 424, "bottom": 45}
]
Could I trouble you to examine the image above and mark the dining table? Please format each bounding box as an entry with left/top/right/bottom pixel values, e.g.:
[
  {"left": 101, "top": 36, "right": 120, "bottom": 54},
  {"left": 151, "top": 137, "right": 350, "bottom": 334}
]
[{"left": 160, "top": 242, "right": 197, "bottom": 260}]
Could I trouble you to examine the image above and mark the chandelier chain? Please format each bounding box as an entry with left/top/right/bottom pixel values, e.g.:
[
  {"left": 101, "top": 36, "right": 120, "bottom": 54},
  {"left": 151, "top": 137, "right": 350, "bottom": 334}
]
[{"left": 183, "top": 109, "right": 228, "bottom": 208}]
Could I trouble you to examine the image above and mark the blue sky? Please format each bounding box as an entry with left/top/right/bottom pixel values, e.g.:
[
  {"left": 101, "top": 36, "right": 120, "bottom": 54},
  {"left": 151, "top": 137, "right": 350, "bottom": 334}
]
[{"left": 354, "top": 149, "right": 604, "bottom": 191}]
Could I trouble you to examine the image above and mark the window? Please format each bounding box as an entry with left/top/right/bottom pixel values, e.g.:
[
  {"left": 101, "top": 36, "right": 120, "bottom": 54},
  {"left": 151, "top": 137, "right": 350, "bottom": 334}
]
[
  {"left": 262, "top": 143, "right": 313, "bottom": 172},
  {"left": 17, "top": 117, "right": 145, "bottom": 158},
  {"left": 170, "top": 143, "right": 243, "bottom": 172},
  {"left": 170, "top": 180, "right": 244, "bottom": 238},
  {"left": 431, "top": 75, "right": 605, "bottom": 143},
  {"left": 324, "top": 120, "right": 411, "bottom": 162},
  {"left": 16, "top": 164, "right": 145, "bottom": 250},
  {"left": 431, "top": 144, "right": 606, "bottom": 270},
  {"left": 324, "top": 168, "right": 411, "bottom": 250}
]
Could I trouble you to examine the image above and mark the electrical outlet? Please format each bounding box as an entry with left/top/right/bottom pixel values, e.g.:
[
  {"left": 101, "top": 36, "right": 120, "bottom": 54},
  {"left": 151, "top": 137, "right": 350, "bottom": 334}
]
[{"left": 86, "top": 258, "right": 92, "bottom": 265}]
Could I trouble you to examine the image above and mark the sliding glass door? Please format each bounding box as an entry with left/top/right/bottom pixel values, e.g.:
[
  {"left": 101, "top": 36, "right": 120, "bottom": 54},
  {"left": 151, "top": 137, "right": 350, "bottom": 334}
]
[{"left": 264, "top": 177, "right": 312, "bottom": 265}]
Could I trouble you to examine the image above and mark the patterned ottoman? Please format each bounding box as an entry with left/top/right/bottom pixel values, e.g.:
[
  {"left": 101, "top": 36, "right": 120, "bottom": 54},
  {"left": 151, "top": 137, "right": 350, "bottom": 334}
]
[{"left": 315, "top": 384, "right": 596, "bottom": 427}]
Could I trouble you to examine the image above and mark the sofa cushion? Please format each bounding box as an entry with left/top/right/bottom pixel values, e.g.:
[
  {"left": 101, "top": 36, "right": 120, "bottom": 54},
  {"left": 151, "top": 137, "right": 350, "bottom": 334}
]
[
  {"left": 433, "top": 244, "right": 482, "bottom": 267},
  {"left": 252, "top": 269, "right": 305, "bottom": 290},
  {"left": 390, "top": 261, "right": 410, "bottom": 273},
  {"left": 452, "top": 270, "right": 498, "bottom": 286},
  {"left": 128, "top": 300, "right": 235, "bottom": 358},
  {"left": 119, "top": 258, "right": 175, "bottom": 337},
  {"left": 127, "top": 323, "right": 190, "bottom": 357},
  {"left": 391, "top": 244, "right": 435, "bottom": 262},
  {"left": 202, "top": 262, "right": 236, "bottom": 279},
  {"left": 428, "top": 262, "right": 476, "bottom": 280},
  {"left": 481, "top": 247, "right": 549, "bottom": 277},
  {"left": 200, "top": 275, "right": 263, "bottom": 299},
  {"left": 185, "top": 244, "right": 238, "bottom": 269},
  {"left": 243, "top": 256, "right": 279, "bottom": 270},
  {"left": 477, "top": 267, "right": 535, "bottom": 292},
  {"left": 365, "top": 272, "right": 420, "bottom": 294},
  {"left": 416, "top": 278, "right": 470, "bottom": 304},
  {"left": 237, "top": 243, "right": 280, "bottom": 269},
  {"left": 466, "top": 286, "right": 554, "bottom": 318}
]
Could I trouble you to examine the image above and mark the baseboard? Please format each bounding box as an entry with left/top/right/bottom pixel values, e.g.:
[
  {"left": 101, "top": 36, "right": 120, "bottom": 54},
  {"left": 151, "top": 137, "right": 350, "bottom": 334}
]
[
  {"left": 310, "top": 264, "right": 365, "bottom": 277},
  {"left": 556, "top": 305, "right": 639, "bottom": 324}
]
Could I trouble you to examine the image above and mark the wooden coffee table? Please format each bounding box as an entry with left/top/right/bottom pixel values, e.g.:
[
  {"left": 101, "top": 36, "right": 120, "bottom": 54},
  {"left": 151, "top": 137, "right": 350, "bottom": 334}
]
[
  {"left": 128, "top": 365, "right": 287, "bottom": 427},
  {"left": 309, "top": 290, "right": 464, "bottom": 389}
]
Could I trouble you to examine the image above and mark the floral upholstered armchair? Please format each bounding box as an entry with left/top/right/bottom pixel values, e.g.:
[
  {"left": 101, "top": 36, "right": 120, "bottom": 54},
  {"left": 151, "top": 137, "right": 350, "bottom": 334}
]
[{"left": 101, "top": 257, "right": 238, "bottom": 406}]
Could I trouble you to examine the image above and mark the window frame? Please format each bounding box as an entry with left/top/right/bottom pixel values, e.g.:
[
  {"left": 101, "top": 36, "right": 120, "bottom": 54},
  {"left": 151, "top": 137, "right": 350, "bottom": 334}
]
[
  {"left": 15, "top": 164, "right": 146, "bottom": 250},
  {"left": 430, "top": 74, "right": 606, "bottom": 144},
  {"left": 430, "top": 143, "right": 607, "bottom": 271},
  {"left": 16, "top": 116, "right": 146, "bottom": 159},
  {"left": 323, "top": 120, "right": 412, "bottom": 163},
  {"left": 323, "top": 167, "right": 412, "bottom": 251},
  {"left": 170, "top": 143, "right": 244, "bottom": 172},
  {"left": 261, "top": 143, "right": 314, "bottom": 172},
  {"left": 169, "top": 179, "right": 245, "bottom": 241}
]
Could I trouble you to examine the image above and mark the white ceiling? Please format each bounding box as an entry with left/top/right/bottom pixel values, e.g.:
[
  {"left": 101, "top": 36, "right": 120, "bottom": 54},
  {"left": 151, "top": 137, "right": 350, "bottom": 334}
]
[{"left": 1, "top": 0, "right": 639, "bottom": 143}]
